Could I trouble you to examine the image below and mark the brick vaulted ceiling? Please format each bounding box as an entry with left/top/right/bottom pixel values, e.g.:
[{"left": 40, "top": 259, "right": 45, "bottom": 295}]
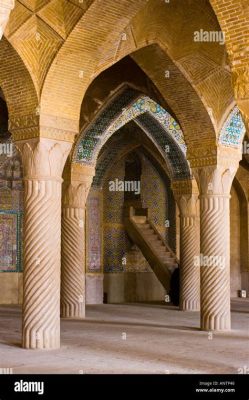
[
  {"left": 4, "top": 0, "right": 93, "bottom": 92},
  {"left": 0, "top": 0, "right": 248, "bottom": 150}
]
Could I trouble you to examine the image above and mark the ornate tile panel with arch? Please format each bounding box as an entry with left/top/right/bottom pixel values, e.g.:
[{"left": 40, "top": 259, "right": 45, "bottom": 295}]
[{"left": 219, "top": 106, "right": 246, "bottom": 147}]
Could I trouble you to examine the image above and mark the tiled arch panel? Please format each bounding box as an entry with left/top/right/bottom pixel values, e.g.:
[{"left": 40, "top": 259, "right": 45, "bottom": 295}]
[
  {"left": 219, "top": 106, "right": 246, "bottom": 147},
  {"left": 75, "top": 89, "right": 190, "bottom": 180}
]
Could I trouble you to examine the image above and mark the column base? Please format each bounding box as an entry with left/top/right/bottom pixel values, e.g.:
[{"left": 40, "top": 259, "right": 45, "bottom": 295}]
[
  {"left": 86, "top": 274, "right": 104, "bottom": 304},
  {"left": 61, "top": 304, "right": 85, "bottom": 319},
  {"left": 180, "top": 299, "right": 200, "bottom": 311},
  {"left": 201, "top": 315, "right": 231, "bottom": 331},
  {"left": 22, "top": 329, "right": 60, "bottom": 350}
]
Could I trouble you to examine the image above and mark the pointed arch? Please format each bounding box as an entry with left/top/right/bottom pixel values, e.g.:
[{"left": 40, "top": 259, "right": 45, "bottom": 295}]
[{"left": 74, "top": 89, "right": 191, "bottom": 180}]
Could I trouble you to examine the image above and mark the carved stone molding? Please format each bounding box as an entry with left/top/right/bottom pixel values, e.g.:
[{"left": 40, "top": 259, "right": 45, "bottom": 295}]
[
  {"left": 187, "top": 142, "right": 217, "bottom": 168},
  {"left": 172, "top": 179, "right": 199, "bottom": 206},
  {"left": 9, "top": 113, "right": 78, "bottom": 143},
  {"left": 40, "top": 113, "right": 78, "bottom": 143},
  {"left": 232, "top": 66, "right": 249, "bottom": 101},
  {"left": 9, "top": 113, "right": 39, "bottom": 130}
]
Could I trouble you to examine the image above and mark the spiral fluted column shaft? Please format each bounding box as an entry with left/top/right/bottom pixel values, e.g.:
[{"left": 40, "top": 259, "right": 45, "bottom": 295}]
[
  {"left": 61, "top": 207, "right": 85, "bottom": 318},
  {"left": 22, "top": 179, "right": 62, "bottom": 349},
  {"left": 190, "top": 146, "right": 240, "bottom": 331},
  {"left": 61, "top": 165, "right": 94, "bottom": 319},
  {"left": 17, "top": 139, "right": 72, "bottom": 349},
  {"left": 200, "top": 195, "right": 230, "bottom": 331},
  {"left": 180, "top": 215, "right": 200, "bottom": 311}
]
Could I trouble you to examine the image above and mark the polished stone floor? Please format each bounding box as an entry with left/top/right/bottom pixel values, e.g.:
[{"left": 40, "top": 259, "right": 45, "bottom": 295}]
[{"left": 0, "top": 299, "right": 248, "bottom": 374}]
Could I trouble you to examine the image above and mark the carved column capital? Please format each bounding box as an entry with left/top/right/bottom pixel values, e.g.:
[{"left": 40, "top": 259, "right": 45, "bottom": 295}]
[
  {"left": 63, "top": 163, "right": 95, "bottom": 208},
  {"left": 15, "top": 138, "right": 72, "bottom": 181},
  {"left": 192, "top": 146, "right": 241, "bottom": 197},
  {"left": 172, "top": 179, "right": 199, "bottom": 217},
  {"left": 63, "top": 182, "right": 91, "bottom": 208}
]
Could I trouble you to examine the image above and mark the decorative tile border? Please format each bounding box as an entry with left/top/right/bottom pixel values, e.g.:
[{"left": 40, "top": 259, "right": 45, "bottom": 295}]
[{"left": 0, "top": 210, "right": 22, "bottom": 272}]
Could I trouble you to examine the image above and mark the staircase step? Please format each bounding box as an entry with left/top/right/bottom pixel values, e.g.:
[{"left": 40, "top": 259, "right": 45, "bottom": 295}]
[
  {"left": 144, "top": 233, "right": 161, "bottom": 239},
  {"left": 156, "top": 250, "right": 174, "bottom": 259},
  {"left": 133, "top": 216, "right": 147, "bottom": 223},
  {"left": 142, "top": 234, "right": 160, "bottom": 240},
  {"left": 138, "top": 224, "right": 151, "bottom": 230},
  {"left": 153, "top": 242, "right": 165, "bottom": 248},
  {"left": 161, "top": 258, "right": 175, "bottom": 263},
  {"left": 143, "top": 230, "right": 158, "bottom": 235},
  {"left": 144, "top": 232, "right": 160, "bottom": 238},
  {"left": 126, "top": 214, "right": 178, "bottom": 291},
  {"left": 139, "top": 224, "right": 156, "bottom": 235}
]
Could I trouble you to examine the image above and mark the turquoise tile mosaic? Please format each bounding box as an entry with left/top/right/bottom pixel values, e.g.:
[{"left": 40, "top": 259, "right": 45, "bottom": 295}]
[{"left": 219, "top": 106, "right": 246, "bottom": 147}]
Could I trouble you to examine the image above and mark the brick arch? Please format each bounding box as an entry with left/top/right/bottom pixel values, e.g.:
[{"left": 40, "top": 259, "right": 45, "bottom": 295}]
[
  {"left": 209, "top": 0, "right": 249, "bottom": 123},
  {"left": 209, "top": 0, "right": 249, "bottom": 70},
  {"left": 39, "top": 0, "right": 226, "bottom": 145},
  {"left": 131, "top": 44, "right": 216, "bottom": 149},
  {"left": 39, "top": 0, "right": 148, "bottom": 131},
  {"left": 0, "top": 37, "right": 38, "bottom": 135},
  {"left": 78, "top": 56, "right": 175, "bottom": 133}
]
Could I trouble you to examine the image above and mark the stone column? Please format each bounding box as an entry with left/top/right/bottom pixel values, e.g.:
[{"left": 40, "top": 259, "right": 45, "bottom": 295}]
[
  {"left": 0, "top": 0, "right": 14, "bottom": 39},
  {"left": 61, "top": 164, "right": 94, "bottom": 318},
  {"left": 172, "top": 180, "right": 200, "bottom": 311},
  {"left": 193, "top": 153, "right": 240, "bottom": 331},
  {"left": 16, "top": 139, "right": 71, "bottom": 349}
]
